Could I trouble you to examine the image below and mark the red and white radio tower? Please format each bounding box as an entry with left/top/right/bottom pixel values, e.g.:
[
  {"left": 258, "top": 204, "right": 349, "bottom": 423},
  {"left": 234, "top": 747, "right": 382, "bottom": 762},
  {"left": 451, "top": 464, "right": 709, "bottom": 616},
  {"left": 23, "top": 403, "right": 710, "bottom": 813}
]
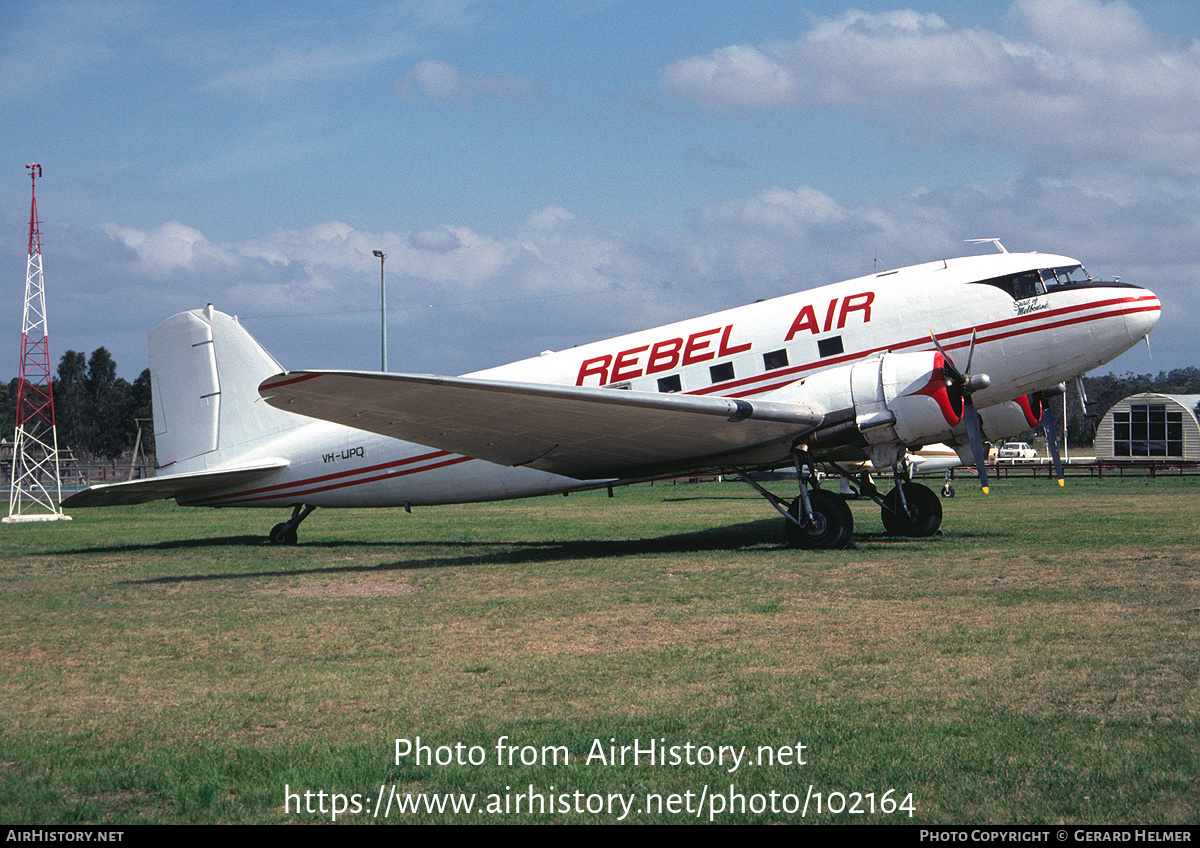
[{"left": 5, "top": 164, "right": 70, "bottom": 522}]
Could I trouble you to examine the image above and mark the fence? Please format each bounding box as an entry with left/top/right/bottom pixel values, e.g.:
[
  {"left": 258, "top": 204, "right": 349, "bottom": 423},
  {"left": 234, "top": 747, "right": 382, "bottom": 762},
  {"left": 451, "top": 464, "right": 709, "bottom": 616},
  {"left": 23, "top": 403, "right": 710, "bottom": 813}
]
[
  {"left": 933, "top": 460, "right": 1200, "bottom": 481},
  {"left": 1, "top": 460, "right": 157, "bottom": 491}
]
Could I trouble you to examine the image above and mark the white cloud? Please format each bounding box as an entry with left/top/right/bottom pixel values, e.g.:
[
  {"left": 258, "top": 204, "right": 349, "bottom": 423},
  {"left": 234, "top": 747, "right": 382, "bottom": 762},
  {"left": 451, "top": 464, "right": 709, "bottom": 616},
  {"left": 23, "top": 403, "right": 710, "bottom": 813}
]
[
  {"left": 700, "top": 186, "right": 848, "bottom": 233},
  {"left": 397, "top": 60, "right": 542, "bottom": 104},
  {"left": 660, "top": 45, "right": 797, "bottom": 109},
  {"left": 205, "top": 43, "right": 401, "bottom": 93},
  {"left": 1013, "top": 0, "right": 1153, "bottom": 52},
  {"left": 101, "top": 221, "right": 212, "bottom": 275},
  {"left": 659, "top": 0, "right": 1200, "bottom": 173},
  {"left": 160, "top": 1, "right": 485, "bottom": 98}
]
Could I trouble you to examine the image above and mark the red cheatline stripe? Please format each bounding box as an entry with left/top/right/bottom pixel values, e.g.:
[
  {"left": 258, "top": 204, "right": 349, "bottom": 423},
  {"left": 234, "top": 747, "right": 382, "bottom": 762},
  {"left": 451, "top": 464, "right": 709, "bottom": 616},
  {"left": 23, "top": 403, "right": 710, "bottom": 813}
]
[
  {"left": 693, "top": 296, "right": 1158, "bottom": 398},
  {"left": 723, "top": 301, "right": 1158, "bottom": 400},
  {"left": 186, "top": 448, "right": 456, "bottom": 505},
  {"left": 187, "top": 455, "right": 475, "bottom": 506}
]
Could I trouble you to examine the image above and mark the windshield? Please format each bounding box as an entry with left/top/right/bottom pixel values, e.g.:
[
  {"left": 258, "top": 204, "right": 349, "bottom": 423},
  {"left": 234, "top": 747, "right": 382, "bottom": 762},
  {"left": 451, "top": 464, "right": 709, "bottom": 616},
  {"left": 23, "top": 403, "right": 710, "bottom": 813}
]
[
  {"left": 1041, "top": 265, "right": 1091, "bottom": 289},
  {"left": 973, "top": 263, "right": 1109, "bottom": 299}
]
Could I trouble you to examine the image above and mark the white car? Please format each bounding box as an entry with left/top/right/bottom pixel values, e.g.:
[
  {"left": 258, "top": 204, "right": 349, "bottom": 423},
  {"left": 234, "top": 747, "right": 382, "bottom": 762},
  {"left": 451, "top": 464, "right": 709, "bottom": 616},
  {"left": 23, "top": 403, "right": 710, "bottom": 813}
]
[{"left": 998, "top": 442, "right": 1038, "bottom": 461}]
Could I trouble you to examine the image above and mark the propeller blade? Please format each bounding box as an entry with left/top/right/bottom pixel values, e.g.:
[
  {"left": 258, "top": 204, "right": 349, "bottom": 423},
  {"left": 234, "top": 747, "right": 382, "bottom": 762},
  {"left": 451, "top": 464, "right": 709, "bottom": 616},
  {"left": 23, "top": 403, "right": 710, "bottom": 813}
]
[
  {"left": 962, "top": 399, "right": 990, "bottom": 494},
  {"left": 927, "top": 330, "right": 964, "bottom": 384},
  {"left": 930, "top": 327, "right": 990, "bottom": 491},
  {"left": 1042, "top": 406, "right": 1064, "bottom": 486},
  {"left": 928, "top": 328, "right": 981, "bottom": 388},
  {"left": 1036, "top": 385, "right": 1067, "bottom": 487}
]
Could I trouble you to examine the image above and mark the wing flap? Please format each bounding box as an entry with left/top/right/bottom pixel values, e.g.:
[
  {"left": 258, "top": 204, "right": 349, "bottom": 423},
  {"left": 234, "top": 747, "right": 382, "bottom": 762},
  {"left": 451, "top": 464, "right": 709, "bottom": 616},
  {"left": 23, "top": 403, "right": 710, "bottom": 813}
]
[
  {"left": 259, "top": 371, "right": 823, "bottom": 478},
  {"left": 61, "top": 460, "right": 288, "bottom": 507}
]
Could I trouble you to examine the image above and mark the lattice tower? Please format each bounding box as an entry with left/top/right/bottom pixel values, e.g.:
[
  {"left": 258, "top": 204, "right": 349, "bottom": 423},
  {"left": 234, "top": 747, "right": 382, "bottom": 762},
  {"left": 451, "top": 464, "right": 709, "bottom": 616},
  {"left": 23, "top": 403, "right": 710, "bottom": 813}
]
[{"left": 5, "top": 164, "right": 70, "bottom": 522}]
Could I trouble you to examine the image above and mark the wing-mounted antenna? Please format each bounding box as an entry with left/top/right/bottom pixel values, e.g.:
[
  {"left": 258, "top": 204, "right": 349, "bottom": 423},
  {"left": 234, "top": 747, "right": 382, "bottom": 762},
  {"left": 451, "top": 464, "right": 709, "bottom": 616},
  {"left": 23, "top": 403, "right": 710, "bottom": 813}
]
[{"left": 966, "top": 238, "right": 1008, "bottom": 254}]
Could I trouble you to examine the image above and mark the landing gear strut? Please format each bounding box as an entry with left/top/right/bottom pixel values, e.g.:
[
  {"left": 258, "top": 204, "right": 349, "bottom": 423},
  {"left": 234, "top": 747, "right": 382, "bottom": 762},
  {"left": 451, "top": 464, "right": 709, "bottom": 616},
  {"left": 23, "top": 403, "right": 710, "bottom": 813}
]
[
  {"left": 828, "top": 456, "right": 944, "bottom": 538},
  {"left": 880, "top": 478, "right": 942, "bottom": 537},
  {"left": 785, "top": 489, "right": 854, "bottom": 549},
  {"left": 731, "top": 448, "right": 854, "bottom": 550},
  {"left": 269, "top": 504, "right": 315, "bottom": 545}
]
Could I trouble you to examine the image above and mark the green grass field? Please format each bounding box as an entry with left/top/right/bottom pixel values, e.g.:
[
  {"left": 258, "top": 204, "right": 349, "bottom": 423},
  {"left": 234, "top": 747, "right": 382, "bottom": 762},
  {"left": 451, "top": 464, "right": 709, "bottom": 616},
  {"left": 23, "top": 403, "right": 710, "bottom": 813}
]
[{"left": 0, "top": 476, "right": 1197, "bottom": 824}]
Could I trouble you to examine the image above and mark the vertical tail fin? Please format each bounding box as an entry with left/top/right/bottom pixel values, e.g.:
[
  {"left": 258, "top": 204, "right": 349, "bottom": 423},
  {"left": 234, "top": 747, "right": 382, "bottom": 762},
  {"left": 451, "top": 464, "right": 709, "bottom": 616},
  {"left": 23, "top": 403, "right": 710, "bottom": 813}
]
[{"left": 150, "top": 305, "right": 298, "bottom": 472}]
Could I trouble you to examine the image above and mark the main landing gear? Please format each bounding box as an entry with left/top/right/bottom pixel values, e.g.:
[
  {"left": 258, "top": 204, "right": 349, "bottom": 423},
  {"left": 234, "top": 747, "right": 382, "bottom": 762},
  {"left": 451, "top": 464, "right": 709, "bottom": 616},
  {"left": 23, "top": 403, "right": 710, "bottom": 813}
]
[
  {"left": 880, "top": 480, "right": 942, "bottom": 537},
  {"left": 856, "top": 459, "right": 942, "bottom": 537},
  {"left": 732, "top": 449, "right": 854, "bottom": 550},
  {"left": 831, "top": 458, "right": 944, "bottom": 539},
  {"left": 786, "top": 489, "right": 854, "bottom": 549},
  {"left": 269, "top": 504, "right": 315, "bottom": 545},
  {"left": 734, "top": 448, "right": 945, "bottom": 549}
]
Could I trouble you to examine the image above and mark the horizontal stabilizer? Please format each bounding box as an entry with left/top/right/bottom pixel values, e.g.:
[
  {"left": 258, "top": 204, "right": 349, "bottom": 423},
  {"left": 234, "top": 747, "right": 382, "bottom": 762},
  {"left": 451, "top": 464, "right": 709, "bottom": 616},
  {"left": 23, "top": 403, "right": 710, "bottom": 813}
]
[
  {"left": 259, "top": 371, "right": 823, "bottom": 479},
  {"left": 61, "top": 460, "right": 288, "bottom": 507}
]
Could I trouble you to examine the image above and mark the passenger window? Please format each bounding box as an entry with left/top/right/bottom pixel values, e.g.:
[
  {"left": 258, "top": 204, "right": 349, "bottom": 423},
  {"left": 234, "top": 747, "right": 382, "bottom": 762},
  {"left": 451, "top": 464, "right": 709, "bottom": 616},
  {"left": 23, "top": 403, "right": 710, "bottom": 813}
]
[
  {"left": 710, "top": 362, "right": 735, "bottom": 384},
  {"left": 657, "top": 374, "right": 681, "bottom": 393},
  {"left": 817, "top": 336, "right": 844, "bottom": 358},
  {"left": 763, "top": 349, "right": 789, "bottom": 370}
]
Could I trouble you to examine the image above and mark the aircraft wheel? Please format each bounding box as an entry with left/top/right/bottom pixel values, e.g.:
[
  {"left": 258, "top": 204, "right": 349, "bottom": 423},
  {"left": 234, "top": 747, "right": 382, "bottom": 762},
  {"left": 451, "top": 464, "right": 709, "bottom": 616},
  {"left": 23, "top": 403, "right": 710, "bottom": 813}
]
[
  {"left": 269, "top": 522, "right": 298, "bottom": 545},
  {"left": 942, "top": 482, "right": 955, "bottom": 498},
  {"left": 881, "top": 483, "right": 942, "bottom": 537},
  {"left": 785, "top": 490, "right": 853, "bottom": 549}
]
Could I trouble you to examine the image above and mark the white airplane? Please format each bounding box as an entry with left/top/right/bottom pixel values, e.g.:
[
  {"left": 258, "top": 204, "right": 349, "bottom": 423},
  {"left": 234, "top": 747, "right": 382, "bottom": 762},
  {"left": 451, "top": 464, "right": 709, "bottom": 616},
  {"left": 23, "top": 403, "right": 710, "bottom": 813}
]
[
  {"left": 63, "top": 243, "right": 1160, "bottom": 549},
  {"left": 831, "top": 443, "right": 969, "bottom": 500}
]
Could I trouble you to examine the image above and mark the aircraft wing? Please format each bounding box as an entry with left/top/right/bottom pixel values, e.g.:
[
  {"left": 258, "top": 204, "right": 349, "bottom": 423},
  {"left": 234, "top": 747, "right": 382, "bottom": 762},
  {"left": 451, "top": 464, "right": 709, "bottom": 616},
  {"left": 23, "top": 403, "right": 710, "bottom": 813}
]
[
  {"left": 61, "top": 460, "right": 289, "bottom": 507},
  {"left": 259, "top": 371, "right": 824, "bottom": 479}
]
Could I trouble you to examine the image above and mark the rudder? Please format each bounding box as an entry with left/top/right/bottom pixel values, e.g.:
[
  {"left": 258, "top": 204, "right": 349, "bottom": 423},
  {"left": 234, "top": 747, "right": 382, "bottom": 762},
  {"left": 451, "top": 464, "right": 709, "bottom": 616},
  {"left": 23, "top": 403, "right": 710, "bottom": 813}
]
[{"left": 150, "top": 305, "right": 297, "bottom": 472}]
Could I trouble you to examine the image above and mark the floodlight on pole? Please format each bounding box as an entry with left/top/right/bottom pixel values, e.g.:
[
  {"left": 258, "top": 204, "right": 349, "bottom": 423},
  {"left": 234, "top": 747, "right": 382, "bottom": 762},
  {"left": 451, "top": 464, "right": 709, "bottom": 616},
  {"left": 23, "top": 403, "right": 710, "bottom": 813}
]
[{"left": 372, "top": 250, "right": 387, "bottom": 372}]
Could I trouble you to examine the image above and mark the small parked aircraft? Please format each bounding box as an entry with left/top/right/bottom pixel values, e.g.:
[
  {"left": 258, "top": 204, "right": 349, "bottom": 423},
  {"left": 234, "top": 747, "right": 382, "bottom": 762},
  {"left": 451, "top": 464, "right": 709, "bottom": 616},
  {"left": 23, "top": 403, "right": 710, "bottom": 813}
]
[
  {"left": 64, "top": 243, "right": 1160, "bottom": 548},
  {"left": 832, "top": 443, "right": 969, "bottom": 500}
]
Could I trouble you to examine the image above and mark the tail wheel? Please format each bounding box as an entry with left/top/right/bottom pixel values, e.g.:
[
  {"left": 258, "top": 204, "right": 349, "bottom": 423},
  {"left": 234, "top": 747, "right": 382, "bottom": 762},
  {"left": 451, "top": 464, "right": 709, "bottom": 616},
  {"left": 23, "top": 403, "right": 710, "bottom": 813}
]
[
  {"left": 786, "top": 490, "right": 854, "bottom": 549},
  {"left": 269, "top": 522, "right": 298, "bottom": 545},
  {"left": 881, "top": 483, "right": 942, "bottom": 537}
]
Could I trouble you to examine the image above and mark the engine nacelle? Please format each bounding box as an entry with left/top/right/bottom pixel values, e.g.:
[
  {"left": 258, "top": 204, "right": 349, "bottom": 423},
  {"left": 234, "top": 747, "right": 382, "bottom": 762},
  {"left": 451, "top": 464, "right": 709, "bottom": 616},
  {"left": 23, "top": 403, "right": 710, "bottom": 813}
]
[
  {"left": 779, "top": 351, "right": 963, "bottom": 451},
  {"left": 976, "top": 396, "right": 1041, "bottom": 441}
]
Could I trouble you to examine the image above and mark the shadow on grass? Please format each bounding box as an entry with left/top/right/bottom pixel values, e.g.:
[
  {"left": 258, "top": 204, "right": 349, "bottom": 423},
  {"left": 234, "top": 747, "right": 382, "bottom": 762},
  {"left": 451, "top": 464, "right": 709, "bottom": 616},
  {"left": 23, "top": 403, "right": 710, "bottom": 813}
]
[{"left": 114, "top": 518, "right": 811, "bottom": 585}]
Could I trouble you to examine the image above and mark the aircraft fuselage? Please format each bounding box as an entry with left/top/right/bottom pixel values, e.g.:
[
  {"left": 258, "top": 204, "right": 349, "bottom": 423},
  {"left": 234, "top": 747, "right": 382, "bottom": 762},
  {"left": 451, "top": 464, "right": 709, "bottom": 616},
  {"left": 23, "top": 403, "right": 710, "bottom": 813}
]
[{"left": 184, "top": 251, "right": 1158, "bottom": 510}]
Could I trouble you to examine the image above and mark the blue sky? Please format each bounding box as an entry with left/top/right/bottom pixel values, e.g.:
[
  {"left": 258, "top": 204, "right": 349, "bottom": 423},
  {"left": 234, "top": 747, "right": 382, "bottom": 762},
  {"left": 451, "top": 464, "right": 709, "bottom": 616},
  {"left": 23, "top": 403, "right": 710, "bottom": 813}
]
[{"left": 2, "top": 0, "right": 1197, "bottom": 381}]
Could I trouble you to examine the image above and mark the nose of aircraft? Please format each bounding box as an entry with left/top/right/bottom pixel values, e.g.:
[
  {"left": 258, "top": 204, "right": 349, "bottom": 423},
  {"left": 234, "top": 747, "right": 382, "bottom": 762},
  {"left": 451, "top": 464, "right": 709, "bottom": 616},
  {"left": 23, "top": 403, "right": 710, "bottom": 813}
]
[{"left": 1123, "top": 285, "right": 1161, "bottom": 343}]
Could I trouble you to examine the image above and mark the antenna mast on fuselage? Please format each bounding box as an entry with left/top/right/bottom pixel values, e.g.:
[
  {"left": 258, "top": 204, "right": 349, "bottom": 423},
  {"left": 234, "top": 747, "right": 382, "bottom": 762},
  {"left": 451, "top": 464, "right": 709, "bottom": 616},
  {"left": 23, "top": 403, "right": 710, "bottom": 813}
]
[{"left": 966, "top": 238, "right": 1008, "bottom": 254}]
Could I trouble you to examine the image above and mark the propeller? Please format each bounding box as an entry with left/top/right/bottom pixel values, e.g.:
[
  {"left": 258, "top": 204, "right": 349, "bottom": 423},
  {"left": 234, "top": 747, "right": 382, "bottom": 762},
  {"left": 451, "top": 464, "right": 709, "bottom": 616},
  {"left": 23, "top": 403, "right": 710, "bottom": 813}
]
[
  {"left": 1033, "top": 384, "right": 1067, "bottom": 487},
  {"left": 929, "top": 329, "right": 992, "bottom": 492}
]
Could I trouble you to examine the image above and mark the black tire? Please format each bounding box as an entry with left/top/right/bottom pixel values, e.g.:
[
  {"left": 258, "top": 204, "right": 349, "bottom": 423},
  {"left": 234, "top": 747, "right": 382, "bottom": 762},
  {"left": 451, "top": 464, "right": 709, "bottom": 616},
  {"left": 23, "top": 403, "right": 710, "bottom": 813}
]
[
  {"left": 269, "top": 522, "right": 298, "bottom": 545},
  {"left": 881, "top": 482, "right": 942, "bottom": 537},
  {"left": 785, "top": 490, "right": 854, "bottom": 549}
]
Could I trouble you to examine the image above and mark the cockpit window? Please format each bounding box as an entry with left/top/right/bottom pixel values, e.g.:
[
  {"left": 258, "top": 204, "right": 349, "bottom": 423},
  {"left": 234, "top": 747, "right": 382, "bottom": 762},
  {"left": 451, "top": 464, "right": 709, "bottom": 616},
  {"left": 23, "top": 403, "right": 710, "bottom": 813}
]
[
  {"left": 976, "top": 271, "right": 1044, "bottom": 299},
  {"left": 974, "top": 264, "right": 1093, "bottom": 299},
  {"left": 1011, "top": 271, "right": 1044, "bottom": 300},
  {"left": 1041, "top": 265, "right": 1091, "bottom": 290}
]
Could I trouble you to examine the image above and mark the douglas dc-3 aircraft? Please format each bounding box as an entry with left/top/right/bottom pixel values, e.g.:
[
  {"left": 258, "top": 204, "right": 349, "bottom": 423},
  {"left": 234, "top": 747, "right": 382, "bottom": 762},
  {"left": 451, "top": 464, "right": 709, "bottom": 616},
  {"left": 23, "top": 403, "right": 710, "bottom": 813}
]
[{"left": 63, "top": 243, "right": 1160, "bottom": 549}]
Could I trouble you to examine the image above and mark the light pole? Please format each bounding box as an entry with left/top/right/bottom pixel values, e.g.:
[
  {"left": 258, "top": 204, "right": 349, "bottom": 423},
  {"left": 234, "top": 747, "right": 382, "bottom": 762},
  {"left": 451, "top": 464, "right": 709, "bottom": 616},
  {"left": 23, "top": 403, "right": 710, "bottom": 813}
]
[{"left": 372, "top": 250, "right": 387, "bottom": 371}]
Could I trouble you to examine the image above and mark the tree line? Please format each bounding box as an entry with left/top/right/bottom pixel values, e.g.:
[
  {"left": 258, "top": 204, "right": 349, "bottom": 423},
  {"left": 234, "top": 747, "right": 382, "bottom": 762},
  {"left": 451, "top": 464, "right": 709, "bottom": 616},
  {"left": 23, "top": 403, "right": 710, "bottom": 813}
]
[
  {"left": 1, "top": 348, "right": 153, "bottom": 461},
  {"left": 1063, "top": 366, "right": 1200, "bottom": 446}
]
